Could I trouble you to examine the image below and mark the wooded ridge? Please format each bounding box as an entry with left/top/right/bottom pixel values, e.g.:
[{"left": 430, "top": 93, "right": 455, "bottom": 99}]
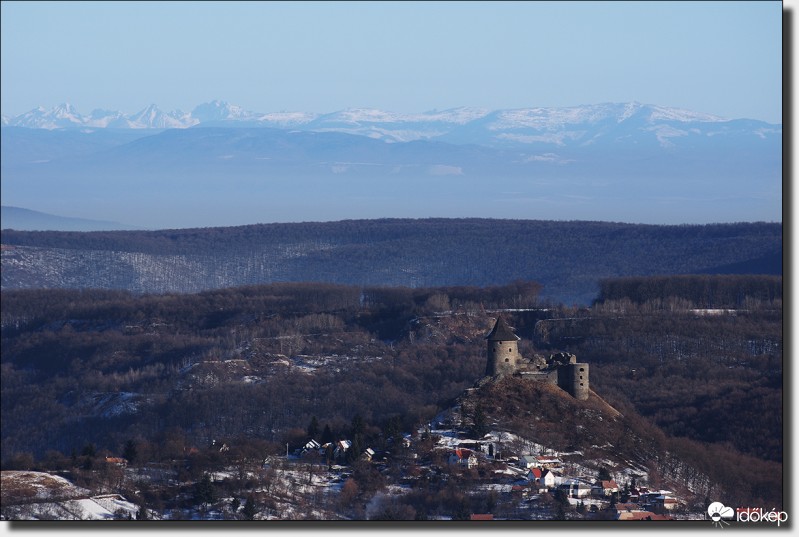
[{"left": 1, "top": 218, "right": 782, "bottom": 305}]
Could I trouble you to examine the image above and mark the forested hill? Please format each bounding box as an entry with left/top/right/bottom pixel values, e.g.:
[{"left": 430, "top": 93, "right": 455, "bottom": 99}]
[{"left": 1, "top": 218, "right": 782, "bottom": 304}]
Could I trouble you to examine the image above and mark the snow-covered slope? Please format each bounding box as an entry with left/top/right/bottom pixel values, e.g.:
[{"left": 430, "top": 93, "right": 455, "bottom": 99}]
[{"left": 3, "top": 100, "right": 779, "bottom": 151}]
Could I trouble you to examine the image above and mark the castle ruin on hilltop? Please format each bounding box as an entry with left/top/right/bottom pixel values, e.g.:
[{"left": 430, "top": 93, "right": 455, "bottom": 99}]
[{"left": 484, "top": 316, "right": 589, "bottom": 400}]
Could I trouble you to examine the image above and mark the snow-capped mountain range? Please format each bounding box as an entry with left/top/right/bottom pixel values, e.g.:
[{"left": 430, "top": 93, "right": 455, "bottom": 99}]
[
  {"left": 1, "top": 100, "right": 778, "bottom": 146},
  {"left": 1, "top": 100, "right": 781, "bottom": 229}
]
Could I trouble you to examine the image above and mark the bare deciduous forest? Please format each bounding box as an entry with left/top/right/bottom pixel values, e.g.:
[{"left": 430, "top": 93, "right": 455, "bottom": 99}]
[{"left": 1, "top": 275, "right": 782, "bottom": 511}]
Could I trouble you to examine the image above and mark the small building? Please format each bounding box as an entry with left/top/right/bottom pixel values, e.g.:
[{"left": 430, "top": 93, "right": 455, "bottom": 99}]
[
  {"left": 527, "top": 468, "right": 556, "bottom": 490},
  {"left": 536, "top": 455, "right": 563, "bottom": 469},
  {"left": 559, "top": 479, "right": 592, "bottom": 498},
  {"left": 593, "top": 480, "right": 619, "bottom": 496},
  {"left": 616, "top": 507, "right": 672, "bottom": 521},
  {"left": 639, "top": 489, "right": 671, "bottom": 506},
  {"left": 333, "top": 440, "right": 352, "bottom": 460},
  {"left": 302, "top": 439, "right": 320, "bottom": 452},
  {"left": 535, "top": 468, "right": 557, "bottom": 488},
  {"left": 448, "top": 448, "right": 478, "bottom": 469},
  {"left": 469, "top": 514, "right": 494, "bottom": 521},
  {"left": 652, "top": 495, "right": 679, "bottom": 512},
  {"left": 615, "top": 502, "right": 642, "bottom": 512}
]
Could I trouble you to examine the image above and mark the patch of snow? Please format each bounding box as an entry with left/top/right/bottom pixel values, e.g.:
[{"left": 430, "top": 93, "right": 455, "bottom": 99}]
[{"left": 648, "top": 105, "right": 726, "bottom": 123}]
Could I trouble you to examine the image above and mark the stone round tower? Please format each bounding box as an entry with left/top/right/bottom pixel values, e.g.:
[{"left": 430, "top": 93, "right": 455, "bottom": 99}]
[
  {"left": 557, "top": 362, "right": 590, "bottom": 400},
  {"left": 485, "top": 317, "right": 522, "bottom": 377}
]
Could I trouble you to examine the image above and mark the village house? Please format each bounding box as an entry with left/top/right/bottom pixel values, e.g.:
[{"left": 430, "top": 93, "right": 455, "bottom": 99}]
[
  {"left": 652, "top": 494, "right": 680, "bottom": 513},
  {"left": 536, "top": 455, "right": 563, "bottom": 470},
  {"left": 301, "top": 439, "right": 321, "bottom": 454},
  {"left": 614, "top": 502, "right": 672, "bottom": 521},
  {"left": 638, "top": 489, "right": 671, "bottom": 507},
  {"left": 559, "top": 479, "right": 593, "bottom": 498},
  {"left": 448, "top": 448, "right": 478, "bottom": 469},
  {"left": 519, "top": 454, "right": 562, "bottom": 470},
  {"left": 526, "top": 467, "right": 557, "bottom": 491},
  {"left": 333, "top": 440, "right": 351, "bottom": 460},
  {"left": 592, "top": 479, "right": 620, "bottom": 497},
  {"left": 469, "top": 514, "right": 494, "bottom": 521}
]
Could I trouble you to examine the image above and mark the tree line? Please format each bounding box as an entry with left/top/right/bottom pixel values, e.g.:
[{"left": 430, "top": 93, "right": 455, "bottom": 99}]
[{"left": 596, "top": 274, "right": 782, "bottom": 309}]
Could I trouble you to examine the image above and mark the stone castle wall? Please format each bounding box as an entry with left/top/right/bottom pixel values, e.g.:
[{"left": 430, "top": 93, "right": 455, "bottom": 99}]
[{"left": 485, "top": 319, "right": 589, "bottom": 400}]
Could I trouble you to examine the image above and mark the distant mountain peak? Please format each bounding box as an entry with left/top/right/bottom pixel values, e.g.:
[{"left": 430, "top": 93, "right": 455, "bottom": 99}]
[
  {"left": 0, "top": 101, "right": 775, "bottom": 148},
  {"left": 191, "top": 100, "right": 256, "bottom": 122}
]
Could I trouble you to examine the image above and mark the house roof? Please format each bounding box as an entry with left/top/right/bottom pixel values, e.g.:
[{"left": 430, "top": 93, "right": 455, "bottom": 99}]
[
  {"left": 560, "top": 478, "right": 589, "bottom": 487},
  {"left": 453, "top": 448, "right": 475, "bottom": 459},
  {"left": 528, "top": 468, "right": 543, "bottom": 479},
  {"left": 485, "top": 317, "right": 520, "bottom": 341},
  {"left": 602, "top": 480, "right": 620, "bottom": 489},
  {"left": 536, "top": 455, "right": 561, "bottom": 463},
  {"left": 618, "top": 511, "right": 672, "bottom": 521},
  {"left": 469, "top": 514, "right": 494, "bottom": 521},
  {"left": 615, "top": 503, "right": 643, "bottom": 512}
]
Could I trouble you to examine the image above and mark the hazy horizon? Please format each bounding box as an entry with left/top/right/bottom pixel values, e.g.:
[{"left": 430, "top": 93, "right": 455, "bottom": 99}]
[{"left": 0, "top": 1, "right": 785, "bottom": 229}]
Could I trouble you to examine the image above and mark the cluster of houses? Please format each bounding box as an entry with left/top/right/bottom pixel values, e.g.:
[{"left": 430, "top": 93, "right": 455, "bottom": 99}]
[
  {"left": 293, "top": 431, "right": 681, "bottom": 520},
  {"left": 445, "top": 447, "right": 680, "bottom": 519},
  {"left": 297, "top": 438, "right": 390, "bottom": 464}
]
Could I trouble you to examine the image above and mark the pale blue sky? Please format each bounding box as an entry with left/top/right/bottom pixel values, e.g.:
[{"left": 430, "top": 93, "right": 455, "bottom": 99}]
[{"left": 0, "top": 0, "right": 784, "bottom": 122}]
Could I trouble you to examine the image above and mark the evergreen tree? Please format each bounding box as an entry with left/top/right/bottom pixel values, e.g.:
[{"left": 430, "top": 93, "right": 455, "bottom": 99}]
[
  {"left": 123, "top": 439, "right": 138, "bottom": 464},
  {"left": 347, "top": 436, "right": 363, "bottom": 465},
  {"left": 471, "top": 404, "right": 489, "bottom": 438},
  {"left": 242, "top": 494, "right": 257, "bottom": 520},
  {"left": 597, "top": 466, "right": 611, "bottom": 481},
  {"left": 307, "top": 416, "right": 320, "bottom": 440},
  {"left": 350, "top": 414, "right": 365, "bottom": 438},
  {"left": 321, "top": 424, "right": 334, "bottom": 444},
  {"left": 193, "top": 473, "right": 216, "bottom": 510}
]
